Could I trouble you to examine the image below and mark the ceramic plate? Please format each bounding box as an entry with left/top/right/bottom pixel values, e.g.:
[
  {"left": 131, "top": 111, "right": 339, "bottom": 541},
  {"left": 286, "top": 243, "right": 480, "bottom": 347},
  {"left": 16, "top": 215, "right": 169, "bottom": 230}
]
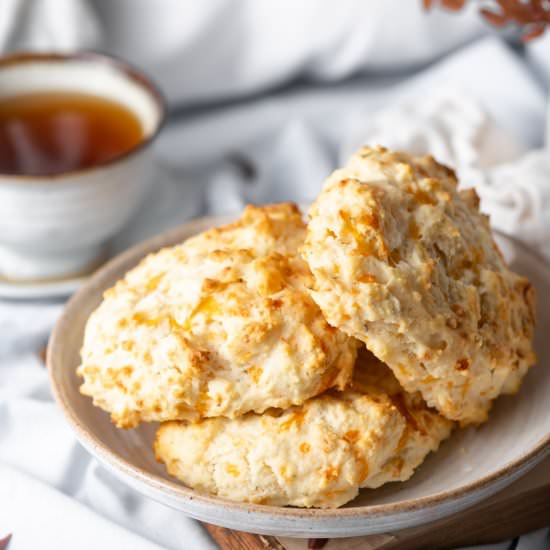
[{"left": 47, "top": 215, "right": 550, "bottom": 538}]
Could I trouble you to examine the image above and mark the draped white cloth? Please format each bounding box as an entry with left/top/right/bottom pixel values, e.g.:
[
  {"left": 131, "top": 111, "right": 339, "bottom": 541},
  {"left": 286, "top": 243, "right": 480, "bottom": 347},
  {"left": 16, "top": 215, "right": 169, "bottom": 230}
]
[{"left": 1, "top": 2, "right": 549, "bottom": 549}]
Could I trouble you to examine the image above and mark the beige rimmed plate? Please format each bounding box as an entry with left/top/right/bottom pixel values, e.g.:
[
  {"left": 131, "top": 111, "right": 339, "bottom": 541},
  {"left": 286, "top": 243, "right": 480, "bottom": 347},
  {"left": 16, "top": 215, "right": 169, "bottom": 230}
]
[{"left": 47, "top": 214, "right": 550, "bottom": 538}]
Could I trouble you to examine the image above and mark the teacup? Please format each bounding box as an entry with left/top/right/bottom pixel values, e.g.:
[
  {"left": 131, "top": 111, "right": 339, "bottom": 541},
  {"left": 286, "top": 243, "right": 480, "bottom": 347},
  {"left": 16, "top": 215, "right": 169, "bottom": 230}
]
[{"left": 0, "top": 52, "right": 165, "bottom": 281}]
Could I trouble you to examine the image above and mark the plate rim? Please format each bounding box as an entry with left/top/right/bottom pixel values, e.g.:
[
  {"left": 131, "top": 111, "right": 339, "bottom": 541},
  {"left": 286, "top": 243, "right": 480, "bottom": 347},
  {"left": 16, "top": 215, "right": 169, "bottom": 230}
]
[{"left": 47, "top": 213, "right": 550, "bottom": 522}]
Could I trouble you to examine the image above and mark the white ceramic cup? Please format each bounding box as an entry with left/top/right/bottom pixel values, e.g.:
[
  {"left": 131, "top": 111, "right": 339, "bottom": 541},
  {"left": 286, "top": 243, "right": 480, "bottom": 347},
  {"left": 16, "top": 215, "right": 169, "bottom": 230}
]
[{"left": 0, "top": 52, "right": 165, "bottom": 281}]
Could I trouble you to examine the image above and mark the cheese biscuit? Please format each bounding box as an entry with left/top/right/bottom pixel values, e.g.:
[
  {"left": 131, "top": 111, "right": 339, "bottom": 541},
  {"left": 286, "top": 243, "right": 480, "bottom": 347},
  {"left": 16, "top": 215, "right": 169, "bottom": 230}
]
[
  {"left": 302, "top": 146, "right": 536, "bottom": 425},
  {"left": 155, "top": 349, "right": 453, "bottom": 508},
  {"left": 78, "top": 203, "right": 357, "bottom": 428}
]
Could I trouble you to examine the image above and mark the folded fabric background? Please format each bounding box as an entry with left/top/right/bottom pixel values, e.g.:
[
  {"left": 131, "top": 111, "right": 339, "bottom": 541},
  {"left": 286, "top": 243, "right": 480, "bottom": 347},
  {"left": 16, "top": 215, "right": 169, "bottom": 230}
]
[{"left": 0, "top": 2, "right": 549, "bottom": 549}]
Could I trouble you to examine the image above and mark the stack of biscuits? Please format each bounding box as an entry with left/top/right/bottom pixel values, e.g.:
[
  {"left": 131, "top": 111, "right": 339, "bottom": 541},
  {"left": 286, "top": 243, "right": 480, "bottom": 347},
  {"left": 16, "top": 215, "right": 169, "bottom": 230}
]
[{"left": 78, "top": 146, "right": 536, "bottom": 508}]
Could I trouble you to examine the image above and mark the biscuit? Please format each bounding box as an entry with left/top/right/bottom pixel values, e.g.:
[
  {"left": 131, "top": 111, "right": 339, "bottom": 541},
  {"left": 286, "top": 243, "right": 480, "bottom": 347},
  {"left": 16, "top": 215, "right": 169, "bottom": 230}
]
[
  {"left": 78, "top": 203, "right": 357, "bottom": 428},
  {"left": 302, "top": 146, "right": 536, "bottom": 425},
  {"left": 155, "top": 348, "right": 453, "bottom": 508},
  {"left": 183, "top": 202, "right": 307, "bottom": 258}
]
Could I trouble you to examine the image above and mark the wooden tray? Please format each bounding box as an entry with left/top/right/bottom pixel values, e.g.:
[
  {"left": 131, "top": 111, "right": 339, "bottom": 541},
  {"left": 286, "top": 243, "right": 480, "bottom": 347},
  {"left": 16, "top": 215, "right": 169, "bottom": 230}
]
[{"left": 202, "top": 454, "right": 550, "bottom": 549}]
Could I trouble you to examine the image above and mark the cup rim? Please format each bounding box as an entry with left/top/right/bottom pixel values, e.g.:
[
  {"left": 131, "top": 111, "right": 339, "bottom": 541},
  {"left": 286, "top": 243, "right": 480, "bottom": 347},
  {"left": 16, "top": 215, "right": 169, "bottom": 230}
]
[{"left": 0, "top": 51, "right": 166, "bottom": 182}]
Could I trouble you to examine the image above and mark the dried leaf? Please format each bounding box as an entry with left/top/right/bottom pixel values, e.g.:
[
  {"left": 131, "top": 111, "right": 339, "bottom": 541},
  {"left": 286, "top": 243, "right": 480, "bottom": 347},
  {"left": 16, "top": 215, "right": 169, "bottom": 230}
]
[
  {"left": 0, "top": 534, "right": 12, "bottom": 550},
  {"left": 37, "top": 345, "right": 47, "bottom": 366},
  {"left": 480, "top": 8, "right": 509, "bottom": 27},
  {"left": 422, "top": 0, "right": 549, "bottom": 41},
  {"left": 495, "top": 0, "right": 513, "bottom": 10},
  {"left": 522, "top": 23, "right": 546, "bottom": 40},
  {"left": 442, "top": 0, "right": 466, "bottom": 10}
]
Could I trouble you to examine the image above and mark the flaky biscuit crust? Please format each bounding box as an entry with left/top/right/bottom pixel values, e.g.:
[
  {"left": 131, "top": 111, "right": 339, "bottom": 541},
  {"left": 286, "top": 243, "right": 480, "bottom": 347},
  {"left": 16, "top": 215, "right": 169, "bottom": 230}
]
[
  {"left": 155, "top": 349, "right": 453, "bottom": 508},
  {"left": 302, "top": 147, "right": 536, "bottom": 425},
  {"left": 78, "top": 203, "right": 356, "bottom": 427}
]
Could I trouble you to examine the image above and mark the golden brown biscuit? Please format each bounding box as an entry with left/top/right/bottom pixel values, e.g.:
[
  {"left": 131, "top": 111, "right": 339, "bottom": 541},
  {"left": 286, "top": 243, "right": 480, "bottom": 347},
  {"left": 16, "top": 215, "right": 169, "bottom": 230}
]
[
  {"left": 183, "top": 202, "right": 307, "bottom": 257},
  {"left": 302, "top": 146, "right": 536, "bottom": 425},
  {"left": 155, "top": 348, "right": 453, "bottom": 508},
  {"left": 78, "top": 203, "right": 357, "bottom": 428}
]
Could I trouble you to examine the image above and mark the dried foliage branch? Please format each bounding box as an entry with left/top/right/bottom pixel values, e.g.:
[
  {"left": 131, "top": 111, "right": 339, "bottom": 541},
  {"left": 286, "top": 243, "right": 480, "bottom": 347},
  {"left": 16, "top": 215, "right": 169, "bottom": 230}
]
[
  {"left": 0, "top": 534, "right": 12, "bottom": 550},
  {"left": 423, "top": 0, "right": 550, "bottom": 41}
]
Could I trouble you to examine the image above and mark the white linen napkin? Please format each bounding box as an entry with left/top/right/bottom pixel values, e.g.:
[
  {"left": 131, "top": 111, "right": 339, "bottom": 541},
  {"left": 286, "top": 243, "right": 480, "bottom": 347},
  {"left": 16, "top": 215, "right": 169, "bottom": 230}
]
[{"left": 0, "top": 465, "right": 165, "bottom": 550}]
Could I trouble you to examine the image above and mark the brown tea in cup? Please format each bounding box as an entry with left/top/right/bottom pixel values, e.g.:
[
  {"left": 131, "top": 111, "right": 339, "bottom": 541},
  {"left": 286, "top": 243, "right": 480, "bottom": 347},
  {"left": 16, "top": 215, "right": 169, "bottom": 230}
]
[{"left": 0, "top": 92, "right": 143, "bottom": 176}]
